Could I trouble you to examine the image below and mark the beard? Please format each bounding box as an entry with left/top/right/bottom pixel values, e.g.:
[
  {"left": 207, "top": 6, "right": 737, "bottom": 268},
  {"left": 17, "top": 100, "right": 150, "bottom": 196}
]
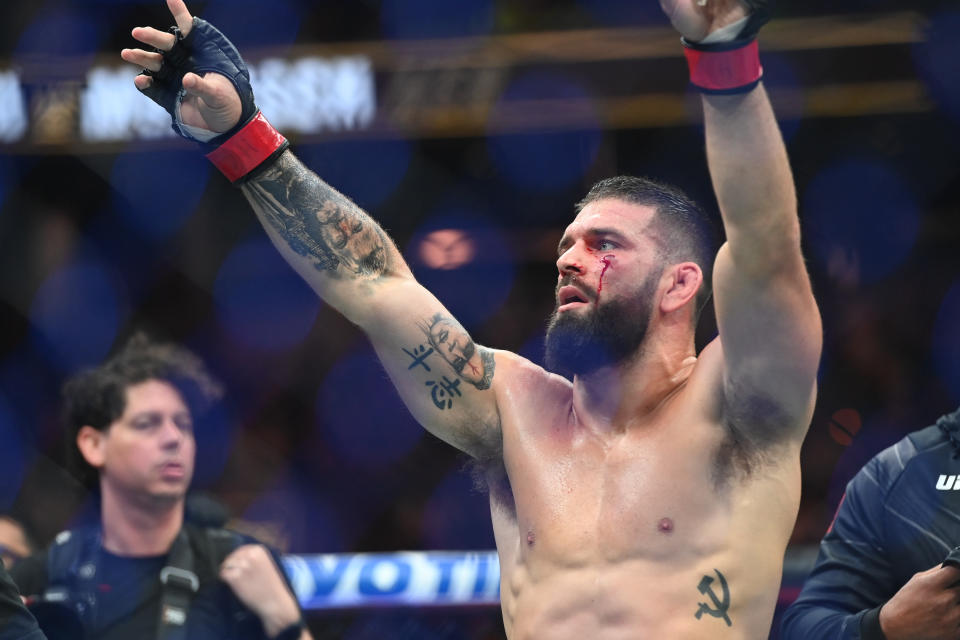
[{"left": 544, "top": 271, "right": 659, "bottom": 379}]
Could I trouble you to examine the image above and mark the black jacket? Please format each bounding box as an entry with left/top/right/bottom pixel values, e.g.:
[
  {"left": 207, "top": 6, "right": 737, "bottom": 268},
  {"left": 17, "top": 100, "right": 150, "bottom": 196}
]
[{"left": 781, "top": 409, "right": 960, "bottom": 639}]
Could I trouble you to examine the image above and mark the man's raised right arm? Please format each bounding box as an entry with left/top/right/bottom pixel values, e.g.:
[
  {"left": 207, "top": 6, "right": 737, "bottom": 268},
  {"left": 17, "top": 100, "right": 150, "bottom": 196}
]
[
  {"left": 123, "top": 0, "right": 502, "bottom": 460},
  {"left": 241, "top": 151, "right": 503, "bottom": 459}
]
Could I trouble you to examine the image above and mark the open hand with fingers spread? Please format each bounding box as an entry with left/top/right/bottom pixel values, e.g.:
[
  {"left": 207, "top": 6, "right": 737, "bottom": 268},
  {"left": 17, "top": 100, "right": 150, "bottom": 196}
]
[
  {"left": 120, "top": 0, "right": 242, "bottom": 134},
  {"left": 120, "top": 0, "right": 288, "bottom": 183}
]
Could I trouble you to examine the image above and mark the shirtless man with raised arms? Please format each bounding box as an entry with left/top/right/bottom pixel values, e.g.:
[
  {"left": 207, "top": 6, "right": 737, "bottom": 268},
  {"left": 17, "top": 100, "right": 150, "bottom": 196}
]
[{"left": 123, "top": 0, "right": 821, "bottom": 637}]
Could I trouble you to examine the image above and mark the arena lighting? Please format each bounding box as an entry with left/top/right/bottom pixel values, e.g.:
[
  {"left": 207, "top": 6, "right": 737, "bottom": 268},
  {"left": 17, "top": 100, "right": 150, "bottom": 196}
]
[
  {"left": 418, "top": 229, "right": 476, "bottom": 270},
  {"left": 78, "top": 55, "right": 375, "bottom": 142},
  {"left": 0, "top": 71, "right": 27, "bottom": 143}
]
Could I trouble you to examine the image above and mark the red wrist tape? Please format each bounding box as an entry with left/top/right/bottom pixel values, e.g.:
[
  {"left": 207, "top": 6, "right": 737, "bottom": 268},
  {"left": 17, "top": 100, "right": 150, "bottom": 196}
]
[
  {"left": 683, "top": 39, "right": 762, "bottom": 95},
  {"left": 206, "top": 111, "right": 287, "bottom": 183}
]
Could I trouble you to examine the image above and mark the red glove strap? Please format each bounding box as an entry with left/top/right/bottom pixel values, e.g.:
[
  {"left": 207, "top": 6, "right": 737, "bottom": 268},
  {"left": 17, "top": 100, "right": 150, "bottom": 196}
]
[
  {"left": 683, "top": 40, "right": 762, "bottom": 94},
  {"left": 206, "top": 112, "right": 287, "bottom": 183}
]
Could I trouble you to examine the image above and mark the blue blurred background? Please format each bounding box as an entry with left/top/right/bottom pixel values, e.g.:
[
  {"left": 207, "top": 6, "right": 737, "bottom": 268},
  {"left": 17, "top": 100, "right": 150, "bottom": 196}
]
[{"left": 0, "top": 1, "right": 959, "bottom": 638}]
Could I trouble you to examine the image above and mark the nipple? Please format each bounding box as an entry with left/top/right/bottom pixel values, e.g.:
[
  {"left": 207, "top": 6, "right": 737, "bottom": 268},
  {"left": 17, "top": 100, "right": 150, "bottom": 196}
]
[
  {"left": 527, "top": 530, "right": 536, "bottom": 546},
  {"left": 658, "top": 518, "right": 674, "bottom": 534}
]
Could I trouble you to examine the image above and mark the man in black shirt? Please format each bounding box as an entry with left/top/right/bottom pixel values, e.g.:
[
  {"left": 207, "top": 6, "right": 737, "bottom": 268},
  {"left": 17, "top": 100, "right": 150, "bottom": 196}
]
[
  {"left": 781, "top": 408, "right": 960, "bottom": 639},
  {"left": 11, "top": 335, "right": 309, "bottom": 640}
]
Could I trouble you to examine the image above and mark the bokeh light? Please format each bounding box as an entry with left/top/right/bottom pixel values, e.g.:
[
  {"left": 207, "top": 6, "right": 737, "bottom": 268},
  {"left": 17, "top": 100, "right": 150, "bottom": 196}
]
[
  {"left": 577, "top": 0, "right": 666, "bottom": 27},
  {"left": 381, "top": 0, "right": 494, "bottom": 40},
  {"left": 406, "top": 209, "right": 515, "bottom": 328},
  {"left": 488, "top": 72, "right": 602, "bottom": 193},
  {"left": 0, "top": 394, "right": 28, "bottom": 511},
  {"left": 29, "top": 259, "right": 125, "bottom": 373},
  {"left": 518, "top": 330, "right": 548, "bottom": 370},
  {"left": 298, "top": 137, "right": 412, "bottom": 212},
  {"left": 203, "top": 0, "right": 303, "bottom": 50},
  {"left": 317, "top": 347, "right": 424, "bottom": 468},
  {"left": 213, "top": 236, "right": 321, "bottom": 352},
  {"left": 111, "top": 150, "right": 210, "bottom": 240},
  {"left": 825, "top": 412, "right": 904, "bottom": 514},
  {"left": 759, "top": 51, "right": 803, "bottom": 143},
  {"left": 15, "top": 9, "right": 102, "bottom": 61},
  {"left": 191, "top": 401, "right": 236, "bottom": 489},
  {"left": 421, "top": 469, "right": 495, "bottom": 549},
  {"left": 913, "top": 10, "right": 960, "bottom": 123},
  {"left": 243, "top": 479, "right": 347, "bottom": 553},
  {"left": 802, "top": 160, "right": 919, "bottom": 285},
  {"left": 932, "top": 279, "right": 960, "bottom": 403},
  {"left": 418, "top": 229, "right": 476, "bottom": 270},
  {"left": 0, "top": 156, "right": 13, "bottom": 211}
]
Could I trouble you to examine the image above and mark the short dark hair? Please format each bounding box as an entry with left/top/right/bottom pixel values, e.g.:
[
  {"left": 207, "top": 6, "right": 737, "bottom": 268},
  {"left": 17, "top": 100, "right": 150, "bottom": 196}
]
[
  {"left": 576, "top": 175, "right": 718, "bottom": 322},
  {"left": 62, "top": 333, "right": 223, "bottom": 488}
]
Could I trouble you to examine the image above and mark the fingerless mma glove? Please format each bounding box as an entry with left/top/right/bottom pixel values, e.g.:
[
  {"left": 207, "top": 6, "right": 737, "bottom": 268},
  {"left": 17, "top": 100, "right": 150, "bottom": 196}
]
[
  {"left": 138, "top": 17, "right": 288, "bottom": 184},
  {"left": 682, "top": 0, "right": 771, "bottom": 94}
]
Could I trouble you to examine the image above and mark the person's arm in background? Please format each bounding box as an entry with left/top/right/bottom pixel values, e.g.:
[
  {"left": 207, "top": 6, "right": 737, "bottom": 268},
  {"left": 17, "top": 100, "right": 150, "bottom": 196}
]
[
  {"left": 781, "top": 455, "right": 960, "bottom": 640},
  {"left": 0, "top": 562, "right": 46, "bottom": 640},
  {"left": 219, "top": 544, "right": 313, "bottom": 640}
]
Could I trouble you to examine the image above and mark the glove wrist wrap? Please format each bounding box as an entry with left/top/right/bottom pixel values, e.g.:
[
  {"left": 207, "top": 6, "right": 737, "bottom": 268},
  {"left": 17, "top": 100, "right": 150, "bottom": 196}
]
[
  {"left": 205, "top": 111, "right": 289, "bottom": 184},
  {"left": 681, "top": 2, "right": 770, "bottom": 95},
  {"left": 682, "top": 38, "right": 762, "bottom": 95}
]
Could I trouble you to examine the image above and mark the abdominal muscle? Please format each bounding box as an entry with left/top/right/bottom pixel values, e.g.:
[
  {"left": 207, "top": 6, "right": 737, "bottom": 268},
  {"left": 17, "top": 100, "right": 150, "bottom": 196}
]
[{"left": 499, "top": 551, "right": 780, "bottom": 640}]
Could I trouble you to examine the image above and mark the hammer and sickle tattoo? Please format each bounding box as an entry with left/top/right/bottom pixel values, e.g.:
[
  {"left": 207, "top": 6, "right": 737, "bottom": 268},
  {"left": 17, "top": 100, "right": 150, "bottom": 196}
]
[{"left": 694, "top": 568, "right": 732, "bottom": 627}]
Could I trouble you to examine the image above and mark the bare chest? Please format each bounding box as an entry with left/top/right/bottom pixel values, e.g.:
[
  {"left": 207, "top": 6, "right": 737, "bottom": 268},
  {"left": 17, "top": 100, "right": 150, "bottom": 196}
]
[{"left": 498, "top": 410, "right": 734, "bottom": 567}]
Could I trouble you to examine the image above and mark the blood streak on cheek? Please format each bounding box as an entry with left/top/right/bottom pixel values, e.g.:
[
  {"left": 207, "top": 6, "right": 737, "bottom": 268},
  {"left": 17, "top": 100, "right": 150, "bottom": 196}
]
[{"left": 596, "top": 255, "right": 614, "bottom": 305}]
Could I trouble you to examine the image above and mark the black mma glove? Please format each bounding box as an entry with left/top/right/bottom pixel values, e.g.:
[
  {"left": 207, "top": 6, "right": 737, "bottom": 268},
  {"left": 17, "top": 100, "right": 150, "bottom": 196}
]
[{"left": 138, "top": 17, "right": 288, "bottom": 183}]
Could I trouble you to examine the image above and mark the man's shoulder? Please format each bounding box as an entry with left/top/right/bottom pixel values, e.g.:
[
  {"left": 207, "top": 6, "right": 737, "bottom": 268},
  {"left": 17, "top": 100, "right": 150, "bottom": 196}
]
[
  {"left": 491, "top": 349, "right": 572, "bottom": 400},
  {"left": 854, "top": 421, "right": 956, "bottom": 496},
  {"left": 183, "top": 524, "right": 250, "bottom": 563}
]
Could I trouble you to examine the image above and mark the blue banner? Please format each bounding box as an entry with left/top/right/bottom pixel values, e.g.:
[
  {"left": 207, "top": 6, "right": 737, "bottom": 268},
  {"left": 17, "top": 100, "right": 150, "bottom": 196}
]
[{"left": 282, "top": 551, "right": 501, "bottom": 609}]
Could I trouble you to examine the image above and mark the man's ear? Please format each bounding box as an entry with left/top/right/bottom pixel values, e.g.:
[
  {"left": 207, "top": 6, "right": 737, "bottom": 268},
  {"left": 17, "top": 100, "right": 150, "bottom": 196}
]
[
  {"left": 660, "top": 262, "right": 703, "bottom": 314},
  {"left": 76, "top": 426, "right": 106, "bottom": 469}
]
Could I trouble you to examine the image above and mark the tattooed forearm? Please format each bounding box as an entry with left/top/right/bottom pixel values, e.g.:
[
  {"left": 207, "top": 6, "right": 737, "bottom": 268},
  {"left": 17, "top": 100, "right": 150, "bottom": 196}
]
[
  {"left": 242, "top": 152, "right": 389, "bottom": 280},
  {"left": 417, "top": 313, "right": 495, "bottom": 390}
]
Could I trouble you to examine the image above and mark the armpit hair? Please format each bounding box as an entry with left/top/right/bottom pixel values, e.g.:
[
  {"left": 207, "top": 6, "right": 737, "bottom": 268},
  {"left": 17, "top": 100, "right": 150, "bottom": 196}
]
[
  {"left": 463, "top": 434, "right": 515, "bottom": 513},
  {"left": 715, "top": 388, "right": 795, "bottom": 486}
]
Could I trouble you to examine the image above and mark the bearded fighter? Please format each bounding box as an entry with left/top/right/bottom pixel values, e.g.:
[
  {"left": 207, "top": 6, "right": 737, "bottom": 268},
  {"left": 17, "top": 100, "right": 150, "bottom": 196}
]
[{"left": 122, "top": 0, "right": 821, "bottom": 637}]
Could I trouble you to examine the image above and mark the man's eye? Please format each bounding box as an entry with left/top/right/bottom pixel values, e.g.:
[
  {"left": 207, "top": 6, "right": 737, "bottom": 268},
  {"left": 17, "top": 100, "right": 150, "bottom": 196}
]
[{"left": 598, "top": 240, "right": 616, "bottom": 251}]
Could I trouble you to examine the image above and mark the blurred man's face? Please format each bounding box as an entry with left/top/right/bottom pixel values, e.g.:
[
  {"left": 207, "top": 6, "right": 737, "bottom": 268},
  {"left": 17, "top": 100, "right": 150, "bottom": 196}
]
[{"left": 86, "top": 379, "right": 196, "bottom": 506}]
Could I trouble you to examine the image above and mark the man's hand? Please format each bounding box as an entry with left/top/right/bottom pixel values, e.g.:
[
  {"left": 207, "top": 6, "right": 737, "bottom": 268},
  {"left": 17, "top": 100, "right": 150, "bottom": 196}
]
[
  {"left": 659, "top": 0, "right": 748, "bottom": 42},
  {"left": 120, "top": 0, "right": 241, "bottom": 133},
  {"left": 879, "top": 564, "right": 960, "bottom": 640},
  {"left": 219, "top": 544, "right": 303, "bottom": 638}
]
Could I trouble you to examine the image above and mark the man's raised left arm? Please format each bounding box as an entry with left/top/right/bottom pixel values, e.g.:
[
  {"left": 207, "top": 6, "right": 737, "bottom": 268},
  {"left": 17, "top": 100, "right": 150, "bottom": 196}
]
[{"left": 664, "top": 0, "right": 822, "bottom": 444}]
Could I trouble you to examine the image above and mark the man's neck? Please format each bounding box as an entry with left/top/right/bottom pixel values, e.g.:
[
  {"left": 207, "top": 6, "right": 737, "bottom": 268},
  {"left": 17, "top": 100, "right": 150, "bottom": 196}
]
[
  {"left": 572, "top": 334, "right": 697, "bottom": 436},
  {"left": 99, "top": 490, "right": 185, "bottom": 556}
]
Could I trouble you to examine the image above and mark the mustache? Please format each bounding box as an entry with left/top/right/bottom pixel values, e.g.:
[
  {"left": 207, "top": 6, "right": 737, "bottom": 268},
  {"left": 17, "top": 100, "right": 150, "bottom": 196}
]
[{"left": 554, "top": 275, "right": 597, "bottom": 304}]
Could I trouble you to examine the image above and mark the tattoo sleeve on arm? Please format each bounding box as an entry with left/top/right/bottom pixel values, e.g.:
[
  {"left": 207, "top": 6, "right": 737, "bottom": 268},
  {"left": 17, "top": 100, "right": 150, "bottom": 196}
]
[
  {"left": 418, "top": 313, "right": 495, "bottom": 390},
  {"left": 241, "top": 152, "right": 389, "bottom": 280}
]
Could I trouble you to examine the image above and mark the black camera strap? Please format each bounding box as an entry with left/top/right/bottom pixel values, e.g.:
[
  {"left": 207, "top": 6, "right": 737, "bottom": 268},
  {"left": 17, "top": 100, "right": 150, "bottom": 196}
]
[{"left": 157, "top": 529, "right": 199, "bottom": 640}]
